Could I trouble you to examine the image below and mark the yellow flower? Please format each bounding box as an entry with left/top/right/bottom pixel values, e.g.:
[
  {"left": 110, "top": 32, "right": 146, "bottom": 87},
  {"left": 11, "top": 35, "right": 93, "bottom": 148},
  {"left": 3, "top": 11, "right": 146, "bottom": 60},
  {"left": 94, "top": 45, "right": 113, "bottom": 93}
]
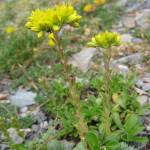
[
  {"left": 26, "top": 3, "right": 81, "bottom": 37},
  {"left": 5, "top": 26, "right": 15, "bottom": 34},
  {"left": 88, "top": 31, "right": 121, "bottom": 48},
  {"left": 48, "top": 33, "right": 56, "bottom": 47},
  {"left": 83, "top": 4, "right": 95, "bottom": 13},
  {"left": 25, "top": 8, "right": 59, "bottom": 36},
  {"left": 55, "top": 4, "right": 81, "bottom": 27},
  {"left": 94, "top": 0, "right": 106, "bottom": 6}
]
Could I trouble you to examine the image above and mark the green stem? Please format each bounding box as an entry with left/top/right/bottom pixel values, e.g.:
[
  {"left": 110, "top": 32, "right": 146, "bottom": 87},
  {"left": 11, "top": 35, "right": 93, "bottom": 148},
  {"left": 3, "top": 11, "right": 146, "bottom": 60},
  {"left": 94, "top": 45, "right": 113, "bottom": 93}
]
[
  {"left": 54, "top": 32, "right": 88, "bottom": 141},
  {"left": 102, "top": 47, "right": 112, "bottom": 135}
]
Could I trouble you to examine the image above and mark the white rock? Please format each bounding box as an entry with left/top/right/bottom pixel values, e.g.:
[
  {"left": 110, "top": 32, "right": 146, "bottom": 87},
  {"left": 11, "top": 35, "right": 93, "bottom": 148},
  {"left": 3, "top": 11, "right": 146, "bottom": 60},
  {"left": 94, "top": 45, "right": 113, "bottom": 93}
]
[
  {"left": 20, "top": 106, "right": 28, "bottom": 113},
  {"left": 10, "top": 89, "right": 36, "bottom": 107},
  {"left": 68, "top": 47, "right": 98, "bottom": 72},
  {"left": 40, "top": 121, "right": 48, "bottom": 129},
  {"left": 121, "top": 34, "right": 133, "bottom": 43}
]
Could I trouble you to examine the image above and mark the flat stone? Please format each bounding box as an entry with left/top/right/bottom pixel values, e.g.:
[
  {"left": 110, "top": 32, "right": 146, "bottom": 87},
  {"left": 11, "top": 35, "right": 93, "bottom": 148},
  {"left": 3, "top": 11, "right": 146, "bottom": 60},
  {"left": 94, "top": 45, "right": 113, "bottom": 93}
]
[
  {"left": 132, "top": 38, "right": 143, "bottom": 44},
  {"left": 10, "top": 89, "right": 36, "bottom": 107},
  {"left": 112, "top": 53, "right": 143, "bottom": 65},
  {"left": 68, "top": 47, "right": 98, "bottom": 72}
]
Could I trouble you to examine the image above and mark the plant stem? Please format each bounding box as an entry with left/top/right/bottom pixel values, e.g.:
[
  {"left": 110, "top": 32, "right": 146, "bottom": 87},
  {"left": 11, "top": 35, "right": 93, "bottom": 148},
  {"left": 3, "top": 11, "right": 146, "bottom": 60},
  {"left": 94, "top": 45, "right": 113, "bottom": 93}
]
[
  {"left": 54, "top": 32, "right": 88, "bottom": 141},
  {"left": 102, "top": 47, "right": 112, "bottom": 135}
]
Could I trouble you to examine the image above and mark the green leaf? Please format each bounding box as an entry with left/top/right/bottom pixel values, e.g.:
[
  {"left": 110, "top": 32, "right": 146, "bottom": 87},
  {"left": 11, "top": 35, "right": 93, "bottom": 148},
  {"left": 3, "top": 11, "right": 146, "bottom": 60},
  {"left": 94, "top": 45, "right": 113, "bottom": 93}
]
[
  {"left": 122, "top": 114, "right": 147, "bottom": 143},
  {"left": 73, "top": 142, "right": 87, "bottom": 150},
  {"left": 124, "top": 114, "right": 139, "bottom": 133},
  {"left": 47, "top": 140, "right": 66, "bottom": 150},
  {"left": 13, "top": 144, "right": 27, "bottom": 150},
  {"left": 116, "top": 142, "right": 136, "bottom": 150},
  {"left": 112, "top": 112, "right": 123, "bottom": 129},
  {"left": 86, "top": 131, "right": 100, "bottom": 150},
  {"left": 125, "top": 136, "right": 148, "bottom": 143}
]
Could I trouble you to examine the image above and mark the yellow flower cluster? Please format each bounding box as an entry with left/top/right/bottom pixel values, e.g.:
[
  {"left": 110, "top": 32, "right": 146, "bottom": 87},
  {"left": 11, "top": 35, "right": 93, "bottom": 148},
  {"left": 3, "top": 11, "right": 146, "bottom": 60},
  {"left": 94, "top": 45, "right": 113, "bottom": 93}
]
[
  {"left": 5, "top": 26, "right": 15, "bottom": 34},
  {"left": 83, "top": 0, "right": 106, "bottom": 13},
  {"left": 88, "top": 31, "right": 121, "bottom": 48},
  {"left": 83, "top": 4, "right": 95, "bottom": 13},
  {"left": 26, "top": 4, "right": 81, "bottom": 47},
  {"left": 94, "top": 0, "right": 106, "bottom": 6}
]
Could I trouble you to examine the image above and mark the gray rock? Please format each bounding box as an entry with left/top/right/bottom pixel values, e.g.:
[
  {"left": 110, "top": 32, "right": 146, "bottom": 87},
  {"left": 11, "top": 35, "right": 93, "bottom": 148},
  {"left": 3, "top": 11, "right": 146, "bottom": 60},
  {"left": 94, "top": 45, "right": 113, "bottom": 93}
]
[
  {"left": 122, "top": 17, "right": 135, "bottom": 28},
  {"left": 136, "top": 80, "right": 144, "bottom": 88},
  {"left": 32, "top": 124, "right": 39, "bottom": 132},
  {"left": 32, "top": 110, "right": 46, "bottom": 124},
  {"left": 135, "top": 9, "right": 150, "bottom": 29},
  {"left": 68, "top": 47, "right": 98, "bottom": 72},
  {"left": 7, "top": 128, "right": 23, "bottom": 144},
  {"left": 132, "top": 38, "right": 143, "bottom": 44},
  {"left": 0, "top": 144, "right": 8, "bottom": 150},
  {"left": 127, "top": 3, "right": 141, "bottom": 13},
  {"left": 142, "top": 83, "right": 150, "bottom": 91},
  {"left": 112, "top": 53, "right": 143, "bottom": 65},
  {"left": 10, "top": 89, "right": 36, "bottom": 107},
  {"left": 142, "top": 77, "right": 150, "bottom": 83},
  {"left": 137, "top": 95, "right": 148, "bottom": 106}
]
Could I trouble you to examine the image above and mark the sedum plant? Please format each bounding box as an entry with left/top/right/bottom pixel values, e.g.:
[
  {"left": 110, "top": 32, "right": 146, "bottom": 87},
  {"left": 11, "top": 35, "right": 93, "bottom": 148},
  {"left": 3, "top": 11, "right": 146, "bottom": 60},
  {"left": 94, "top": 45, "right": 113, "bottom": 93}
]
[
  {"left": 88, "top": 31, "right": 121, "bottom": 134},
  {"left": 26, "top": 2, "right": 88, "bottom": 142},
  {"left": 88, "top": 32, "right": 148, "bottom": 149}
]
